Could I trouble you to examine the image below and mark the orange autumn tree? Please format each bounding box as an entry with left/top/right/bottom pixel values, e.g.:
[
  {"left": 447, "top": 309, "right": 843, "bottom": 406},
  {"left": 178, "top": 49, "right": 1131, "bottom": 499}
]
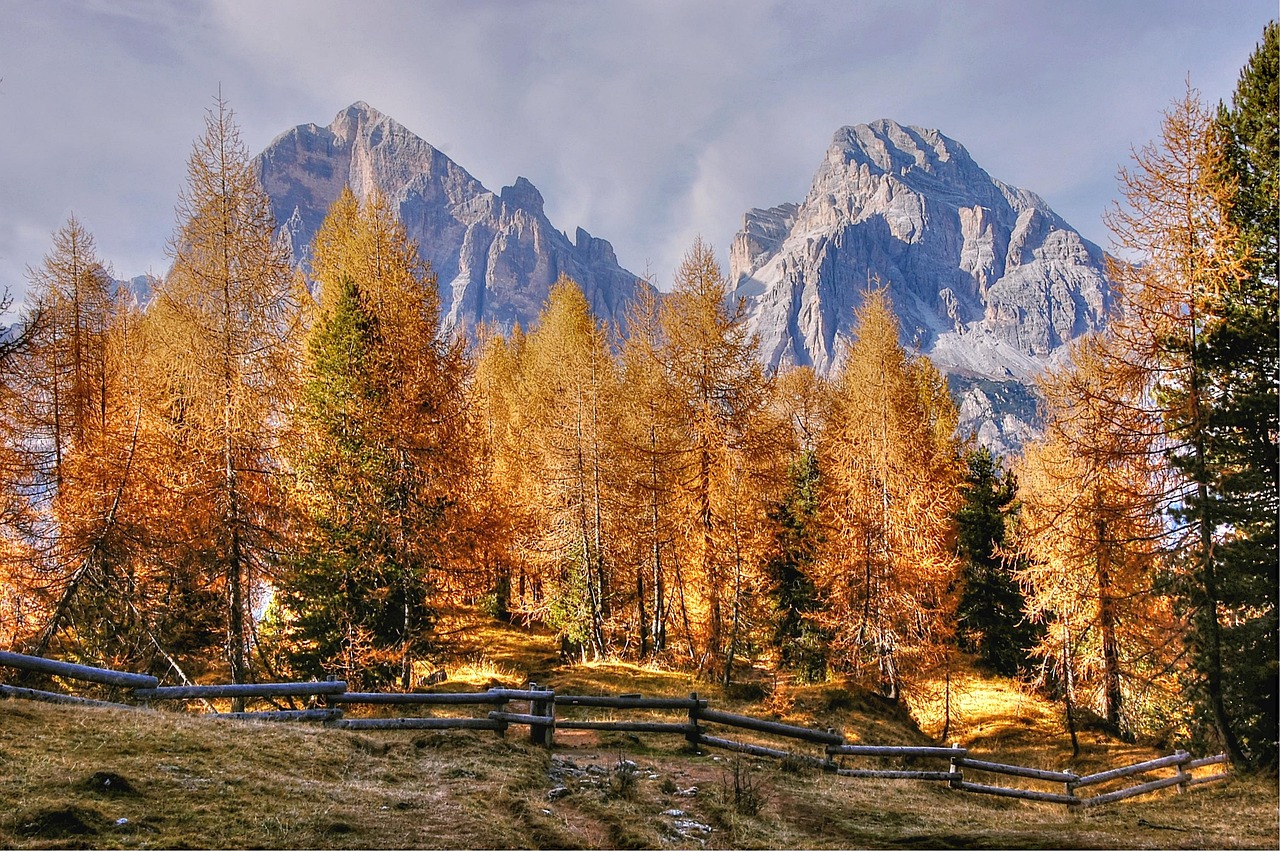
[
  {"left": 658, "top": 239, "right": 783, "bottom": 680},
  {"left": 814, "top": 289, "right": 961, "bottom": 700},
  {"left": 503, "top": 277, "right": 622, "bottom": 658},
  {"left": 269, "top": 187, "right": 472, "bottom": 689},
  {"left": 1017, "top": 334, "right": 1179, "bottom": 743},
  {"left": 470, "top": 323, "right": 537, "bottom": 619},
  {"left": 0, "top": 217, "right": 158, "bottom": 665},
  {"left": 613, "top": 286, "right": 685, "bottom": 658},
  {"left": 144, "top": 95, "right": 304, "bottom": 688}
]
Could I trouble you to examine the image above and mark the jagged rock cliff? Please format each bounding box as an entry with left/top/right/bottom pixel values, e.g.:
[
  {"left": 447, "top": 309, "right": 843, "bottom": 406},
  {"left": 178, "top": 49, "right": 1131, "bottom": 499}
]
[
  {"left": 255, "top": 102, "right": 647, "bottom": 333},
  {"left": 731, "top": 120, "right": 1114, "bottom": 452}
]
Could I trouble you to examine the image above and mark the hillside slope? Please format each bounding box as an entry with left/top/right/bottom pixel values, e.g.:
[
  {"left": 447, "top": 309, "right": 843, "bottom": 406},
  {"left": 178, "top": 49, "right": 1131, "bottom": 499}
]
[
  {"left": 2, "top": 698, "right": 1272, "bottom": 849},
  {"left": 2, "top": 624, "right": 1273, "bottom": 851}
]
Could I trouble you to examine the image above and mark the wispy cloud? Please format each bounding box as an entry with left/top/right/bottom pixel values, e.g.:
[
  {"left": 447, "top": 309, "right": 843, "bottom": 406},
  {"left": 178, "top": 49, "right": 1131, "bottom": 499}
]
[{"left": 0, "top": 0, "right": 1272, "bottom": 309}]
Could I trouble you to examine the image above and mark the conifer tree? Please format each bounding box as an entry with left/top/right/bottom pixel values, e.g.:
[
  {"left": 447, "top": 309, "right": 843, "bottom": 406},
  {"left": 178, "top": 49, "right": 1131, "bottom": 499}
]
[
  {"left": 762, "top": 365, "right": 831, "bottom": 679},
  {"left": 471, "top": 324, "right": 536, "bottom": 619},
  {"left": 2, "top": 218, "right": 136, "bottom": 660},
  {"left": 814, "top": 290, "right": 961, "bottom": 699},
  {"left": 146, "top": 95, "right": 302, "bottom": 688},
  {"left": 273, "top": 188, "right": 470, "bottom": 689},
  {"left": 1017, "top": 335, "right": 1181, "bottom": 737},
  {"left": 613, "top": 286, "right": 683, "bottom": 657},
  {"left": 516, "top": 277, "right": 620, "bottom": 658},
  {"left": 1100, "top": 81, "right": 1262, "bottom": 761},
  {"left": 1197, "top": 21, "right": 1278, "bottom": 766},
  {"left": 659, "top": 239, "right": 779, "bottom": 681},
  {"left": 954, "top": 447, "right": 1040, "bottom": 677},
  {"left": 7, "top": 217, "right": 119, "bottom": 502},
  {"left": 763, "top": 448, "right": 829, "bottom": 681}
]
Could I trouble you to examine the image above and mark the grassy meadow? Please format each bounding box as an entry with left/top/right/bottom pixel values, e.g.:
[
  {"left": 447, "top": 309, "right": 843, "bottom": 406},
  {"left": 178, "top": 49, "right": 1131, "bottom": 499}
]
[{"left": 1, "top": 609, "right": 1275, "bottom": 849}]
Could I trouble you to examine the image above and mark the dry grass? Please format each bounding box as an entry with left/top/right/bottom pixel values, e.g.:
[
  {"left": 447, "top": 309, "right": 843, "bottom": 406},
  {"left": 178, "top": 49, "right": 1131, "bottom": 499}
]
[
  {"left": 2, "top": 697, "right": 1273, "bottom": 850},
  {"left": 1, "top": 611, "right": 1275, "bottom": 849}
]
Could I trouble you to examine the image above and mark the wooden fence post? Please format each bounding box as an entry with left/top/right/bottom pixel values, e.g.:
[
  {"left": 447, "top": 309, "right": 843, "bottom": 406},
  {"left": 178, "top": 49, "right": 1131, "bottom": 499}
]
[
  {"left": 542, "top": 685, "right": 555, "bottom": 747},
  {"left": 528, "top": 683, "right": 554, "bottom": 747},
  {"left": 528, "top": 683, "right": 540, "bottom": 745},
  {"left": 826, "top": 729, "right": 840, "bottom": 772},
  {"left": 686, "top": 692, "right": 700, "bottom": 750},
  {"left": 322, "top": 675, "right": 336, "bottom": 710},
  {"left": 492, "top": 690, "right": 509, "bottom": 739}
]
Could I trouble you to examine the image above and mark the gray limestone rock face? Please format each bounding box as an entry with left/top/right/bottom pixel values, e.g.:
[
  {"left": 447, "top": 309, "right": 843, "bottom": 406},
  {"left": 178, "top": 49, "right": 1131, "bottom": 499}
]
[
  {"left": 731, "top": 119, "right": 1115, "bottom": 452},
  {"left": 255, "top": 101, "right": 648, "bottom": 336}
]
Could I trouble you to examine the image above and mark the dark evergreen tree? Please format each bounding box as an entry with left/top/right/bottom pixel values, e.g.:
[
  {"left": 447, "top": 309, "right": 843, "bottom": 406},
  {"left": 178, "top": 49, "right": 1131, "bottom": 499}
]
[
  {"left": 954, "top": 447, "right": 1041, "bottom": 677},
  {"left": 763, "top": 449, "right": 829, "bottom": 682},
  {"left": 1192, "top": 21, "right": 1278, "bottom": 767},
  {"left": 268, "top": 278, "right": 432, "bottom": 690}
]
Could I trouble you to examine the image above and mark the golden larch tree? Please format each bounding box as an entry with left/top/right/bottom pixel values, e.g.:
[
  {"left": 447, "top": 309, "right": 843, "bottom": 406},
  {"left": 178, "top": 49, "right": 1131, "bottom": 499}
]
[
  {"left": 814, "top": 289, "right": 961, "bottom": 700},
  {"left": 145, "top": 95, "right": 302, "bottom": 688}
]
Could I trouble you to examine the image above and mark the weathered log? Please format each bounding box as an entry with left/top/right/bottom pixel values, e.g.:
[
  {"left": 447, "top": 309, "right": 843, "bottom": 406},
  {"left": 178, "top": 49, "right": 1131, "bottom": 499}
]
[
  {"left": 213, "top": 709, "right": 343, "bottom": 722},
  {"left": 686, "top": 692, "right": 701, "bottom": 748},
  {"left": 0, "top": 650, "right": 158, "bottom": 689},
  {"left": 487, "top": 688, "right": 555, "bottom": 702},
  {"left": 956, "top": 780, "right": 1080, "bottom": 806},
  {"left": 829, "top": 744, "right": 965, "bottom": 759},
  {"left": 0, "top": 683, "right": 137, "bottom": 709},
  {"left": 1186, "top": 754, "right": 1228, "bottom": 770},
  {"left": 699, "top": 708, "right": 844, "bottom": 745},
  {"left": 954, "top": 757, "right": 1077, "bottom": 783},
  {"left": 330, "top": 691, "right": 508, "bottom": 705},
  {"left": 133, "top": 681, "right": 348, "bottom": 700},
  {"left": 836, "top": 769, "right": 955, "bottom": 781},
  {"left": 488, "top": 710, "right": 553, "bottom": 726},
  {"left": 1080, "top": 773, "right": 1185, "bottom": 807},
  {"left": 554, "top": 695, "right": 706, "bottom": 710},
  {"left": 336, "top": 717, "right": 504, "bottom": 731},
  {"left": 556, "top": 720, "right": 697, "bottom": 735},
  {"left": 1069, "top": 752, "right": 1188, "bottom": 789},
  {"left": 1186, "top": 772, "right": 1230, "bottom": 787},
  {"left": 696, "top": 734, "right": 829, "bottom": 768},
  {"left": 529, "top": 683, "right": 554, "bottom": 747}
]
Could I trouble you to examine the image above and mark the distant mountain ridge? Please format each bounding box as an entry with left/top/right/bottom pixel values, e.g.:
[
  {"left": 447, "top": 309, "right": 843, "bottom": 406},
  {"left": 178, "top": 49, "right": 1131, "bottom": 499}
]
[
  {"left": 252, "top": 106, "right": 1112, "bottom": 454},
  {"left": 254, "top": 102, "right": 648, "bottom": 334},
  {"left": 730, "top": 119, "right": 1115, "bottom": 452},
  {"left": 731, "top": 119, "right": 1112, "bottom": 378}
]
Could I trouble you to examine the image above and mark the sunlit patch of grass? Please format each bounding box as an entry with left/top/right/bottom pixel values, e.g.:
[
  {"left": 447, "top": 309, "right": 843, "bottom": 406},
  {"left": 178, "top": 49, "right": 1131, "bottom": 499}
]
[
  {"left": 433, "top": 603, "right": 562, "bottom": 682},
  {"left": 441, "top": 655, "right": 525, "bottom": 690},
  {"left": 1, "top": 682, "right": 1275, "bottom": 849},
  {"left": 547, "top": 658, "right": 698, "bottom": 697}
]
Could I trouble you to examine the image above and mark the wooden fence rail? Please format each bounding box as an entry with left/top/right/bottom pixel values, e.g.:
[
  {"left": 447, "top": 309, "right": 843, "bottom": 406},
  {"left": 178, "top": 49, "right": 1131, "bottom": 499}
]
[
  {"left": 0, "top": 683, "right": 135, "bottom": 710},
  {"left": 134, "top": 682, "right": 348, "bottom": 700},
  {"left": 0, "top": 649, "right": 158, "bottom": 689},
  {"left": 1068, "top": 751, "right": 1190, "bottom": 789},
  {"left": 0, "top": 650, "right": 1232, "bottom": 809}
]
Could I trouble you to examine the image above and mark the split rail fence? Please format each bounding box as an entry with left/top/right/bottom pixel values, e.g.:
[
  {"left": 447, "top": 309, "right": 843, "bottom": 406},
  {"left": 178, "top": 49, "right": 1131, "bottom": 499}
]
[{"left": 0, "top": 650, "right": 1231, "bottom": 809}]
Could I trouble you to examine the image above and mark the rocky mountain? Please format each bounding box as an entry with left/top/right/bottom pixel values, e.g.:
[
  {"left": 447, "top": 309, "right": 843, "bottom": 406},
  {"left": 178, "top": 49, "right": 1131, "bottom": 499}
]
[
  {"left": 730, "top": 119, "right": 1114, "bottom": 452},
  {"left": 254, "top": 102, "right": 647, "bottom": 334}
]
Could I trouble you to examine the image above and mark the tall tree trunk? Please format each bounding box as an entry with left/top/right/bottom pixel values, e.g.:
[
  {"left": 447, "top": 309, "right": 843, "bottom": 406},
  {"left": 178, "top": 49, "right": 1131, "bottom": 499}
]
[{"left": 1095, "top": 515, "right": 1123, "bottom": 729}]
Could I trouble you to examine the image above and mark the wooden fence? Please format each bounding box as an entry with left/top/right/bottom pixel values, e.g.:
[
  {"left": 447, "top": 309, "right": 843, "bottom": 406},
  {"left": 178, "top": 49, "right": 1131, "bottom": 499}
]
[{"left": 0, "top": 650, "right": 1232, "bottom": 809}]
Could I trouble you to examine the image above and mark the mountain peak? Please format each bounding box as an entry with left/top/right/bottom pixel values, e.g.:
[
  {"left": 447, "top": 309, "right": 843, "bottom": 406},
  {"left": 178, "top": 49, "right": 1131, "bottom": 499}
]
[
  {"left": 254, "top": 104, "right": 647, "bottom": 337},
  {"left": 732, "top": 120, "right": 1113, "bottom": 453},
  {"left": 500, "top": 176, "right": 544, "bottom": 214},
  {"left": 828, "top": 120, "right": 981, "bottom": 187}
]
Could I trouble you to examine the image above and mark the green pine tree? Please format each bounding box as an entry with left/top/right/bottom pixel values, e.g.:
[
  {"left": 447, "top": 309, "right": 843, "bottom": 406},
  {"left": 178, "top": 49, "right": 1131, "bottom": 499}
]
[
  {"left": 1193, "top": 21, "right": 1278, "bottom": 767},
  {"left": 269, "top": 277, "right": 432, "bottom": 690},
  {"left": 763, "top": 449, "right": 829, "bottom": 682},
  {"left": 953, "top": 447, "right": 1042, "bottom": 677}
]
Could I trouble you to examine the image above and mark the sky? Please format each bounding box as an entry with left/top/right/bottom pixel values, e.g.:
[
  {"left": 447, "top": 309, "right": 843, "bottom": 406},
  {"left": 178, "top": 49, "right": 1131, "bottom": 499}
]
[{"left": 0, "top": 0, "right": 1274, "bottom": 312}]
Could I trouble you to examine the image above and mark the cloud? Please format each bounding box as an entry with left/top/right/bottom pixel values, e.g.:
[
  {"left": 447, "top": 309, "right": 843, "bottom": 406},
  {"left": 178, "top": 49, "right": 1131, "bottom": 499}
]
[{"left": 1, "top": 0, "right": 1273, "bottom": 313}]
